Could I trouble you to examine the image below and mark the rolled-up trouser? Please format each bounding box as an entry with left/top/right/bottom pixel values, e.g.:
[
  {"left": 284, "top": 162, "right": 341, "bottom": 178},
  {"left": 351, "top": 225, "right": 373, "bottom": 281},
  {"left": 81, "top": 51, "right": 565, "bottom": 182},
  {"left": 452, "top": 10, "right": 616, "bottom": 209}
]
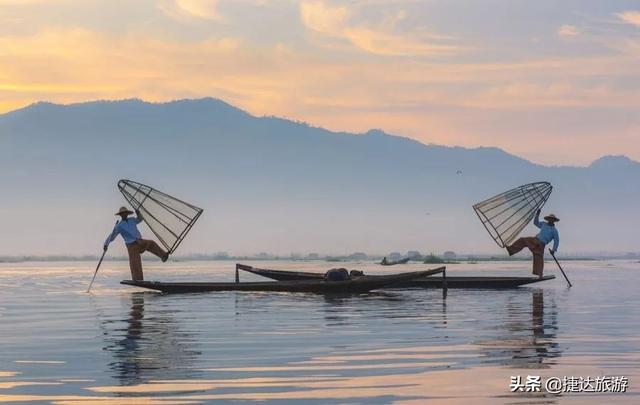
[
  {"left": 126, "top": 239, "right": 167, "bottom": 281},
  {"left": 508, "top": 237, "right": 545, "bottom": 276}
]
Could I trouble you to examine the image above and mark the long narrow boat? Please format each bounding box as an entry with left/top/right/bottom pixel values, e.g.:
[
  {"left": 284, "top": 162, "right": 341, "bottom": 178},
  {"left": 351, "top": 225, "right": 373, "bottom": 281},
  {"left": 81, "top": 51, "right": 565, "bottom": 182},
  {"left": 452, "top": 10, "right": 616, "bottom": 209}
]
[
  {"left": 237, "top": 264, "right": 555, "bottom": 289},
  {"left": 380, "top": 257, "right": 411, "bottom": 265},
  {"left": 120, "top": 268, "right": 445, "bottom": 294}
]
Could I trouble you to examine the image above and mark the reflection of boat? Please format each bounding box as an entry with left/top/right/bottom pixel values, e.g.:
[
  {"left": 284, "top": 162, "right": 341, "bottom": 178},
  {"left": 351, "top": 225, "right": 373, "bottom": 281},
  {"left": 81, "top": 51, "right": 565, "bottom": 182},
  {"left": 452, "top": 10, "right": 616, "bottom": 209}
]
[
  {"left": 239, "top": 264, "right": 555, "bottom": 288},
  {"left": 381, "top": 257, "right": 411, "bottom": 266},
  {"left": 121, "top": 268, "right": 446, "bottom": 294}
]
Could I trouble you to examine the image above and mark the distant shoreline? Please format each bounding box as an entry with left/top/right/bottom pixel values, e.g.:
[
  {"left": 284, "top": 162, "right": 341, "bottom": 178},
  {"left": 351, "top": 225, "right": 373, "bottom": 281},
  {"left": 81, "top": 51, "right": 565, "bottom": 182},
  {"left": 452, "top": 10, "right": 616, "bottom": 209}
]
[{"left": 0, "top": 255, "right": 636, "bottom": 264}]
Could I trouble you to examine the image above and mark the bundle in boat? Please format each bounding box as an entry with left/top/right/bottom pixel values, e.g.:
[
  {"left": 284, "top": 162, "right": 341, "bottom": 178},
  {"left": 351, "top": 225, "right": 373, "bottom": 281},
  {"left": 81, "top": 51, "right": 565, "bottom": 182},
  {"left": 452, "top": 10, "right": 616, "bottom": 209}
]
[
  {"left": 473, "top": 182, "right": 552, "bottom": 248},
  {"left": 118, "top": 179, "right": 203, "bottom": 254}
]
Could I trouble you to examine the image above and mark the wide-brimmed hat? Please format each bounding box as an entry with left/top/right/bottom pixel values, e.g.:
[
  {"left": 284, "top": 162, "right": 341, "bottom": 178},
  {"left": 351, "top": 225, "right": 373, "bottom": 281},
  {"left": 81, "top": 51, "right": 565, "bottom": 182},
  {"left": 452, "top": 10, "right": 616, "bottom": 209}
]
[
  {"left": 115, "top": 206, "right": 133, "bottom": 216},
  {"left": 544, "top": 213, "right": 559, "bottom": 222}
]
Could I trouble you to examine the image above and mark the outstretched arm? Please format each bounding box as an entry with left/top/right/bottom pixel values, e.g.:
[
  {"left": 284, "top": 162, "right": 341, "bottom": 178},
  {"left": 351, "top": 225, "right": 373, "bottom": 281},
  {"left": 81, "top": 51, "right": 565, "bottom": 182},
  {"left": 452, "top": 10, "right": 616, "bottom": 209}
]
[
  {"left": 551, "top": 229, "right": 560, "bottom": 253},
  {"left": 134, "top": 209, "right": 143, "bottom": 224},
  {"left": 533, "top": 209, "right": 542, "bottom": 228},
  {"left": 103, "top": 224, "right": 120, "bottom": 250}
]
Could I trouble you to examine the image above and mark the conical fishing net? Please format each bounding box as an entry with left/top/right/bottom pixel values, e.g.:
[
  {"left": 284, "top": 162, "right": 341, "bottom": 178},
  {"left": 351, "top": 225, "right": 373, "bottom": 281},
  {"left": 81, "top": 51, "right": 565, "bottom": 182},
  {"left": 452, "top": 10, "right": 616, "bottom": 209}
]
[
  {"left": 118, "top": 179, "right": 203, "bottom": 254},
  {"left": 473, "top": 182, "right": 552, "bottom": 248}
]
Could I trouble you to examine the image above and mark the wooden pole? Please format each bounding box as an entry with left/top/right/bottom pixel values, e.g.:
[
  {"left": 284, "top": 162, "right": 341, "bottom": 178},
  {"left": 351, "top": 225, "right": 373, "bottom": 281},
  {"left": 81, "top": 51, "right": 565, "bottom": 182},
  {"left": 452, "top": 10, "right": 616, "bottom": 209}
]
[
  {"left": 442, "top": 267, "right": 447, "bottom": 299},
  {"left": 87, "top": 220, "right": 118, "bottom": 293},
  {"left": 549, "top": 249, "right": 572, "bottom": 288},
  {"left": 87, "top": 249, "right": 107, "bottom": 293}
]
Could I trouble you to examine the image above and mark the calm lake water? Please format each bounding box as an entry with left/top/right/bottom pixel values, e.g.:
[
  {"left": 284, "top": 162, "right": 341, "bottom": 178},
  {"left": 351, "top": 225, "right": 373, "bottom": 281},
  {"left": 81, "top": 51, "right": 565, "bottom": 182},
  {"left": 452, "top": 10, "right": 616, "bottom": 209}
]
[{"left": 0, "top": 259, "right": 639, "bottom": 404}]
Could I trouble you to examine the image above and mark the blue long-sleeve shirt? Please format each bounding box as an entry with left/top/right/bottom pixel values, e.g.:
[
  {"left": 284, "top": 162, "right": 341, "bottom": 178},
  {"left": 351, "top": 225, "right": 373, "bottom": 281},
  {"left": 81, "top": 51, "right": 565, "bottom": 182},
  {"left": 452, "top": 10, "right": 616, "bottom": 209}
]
[
  {"left": 104, "top": 217, "right": 143, "bottom": 247},
  {"left": 534, "top": 214, "right": 559, "bottom": 252}
]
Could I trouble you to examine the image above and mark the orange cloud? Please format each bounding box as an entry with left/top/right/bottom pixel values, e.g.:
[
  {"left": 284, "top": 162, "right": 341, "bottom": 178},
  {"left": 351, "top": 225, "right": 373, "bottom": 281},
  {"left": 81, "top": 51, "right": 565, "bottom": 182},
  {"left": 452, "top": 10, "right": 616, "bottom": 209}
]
[
  {"left": 557, "top": 24, "right": 580, "bottom": 37},
  {"left": 617, "top": 11, "right": 640, "bottom": 27},
  {"left": 160, "top": 0, "right": 223, "bottom": 21},
  {"left": 299, "top": 0, "right": 349, "bottom": 34},
  {"left": 299, "top": 0, "right": 460, "bottom": 56},
  {"left": 0, "top": 7, "right": 638, "bottom": 166}
]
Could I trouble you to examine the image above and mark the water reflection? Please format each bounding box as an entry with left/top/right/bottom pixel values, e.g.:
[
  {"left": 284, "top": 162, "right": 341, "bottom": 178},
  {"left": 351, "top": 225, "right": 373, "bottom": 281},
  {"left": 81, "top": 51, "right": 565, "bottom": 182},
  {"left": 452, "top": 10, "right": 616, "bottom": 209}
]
[
  {"left": 478, "top": 289, "right": 561, "bottom": 368},
  {"left": 101, "top": 293, "right": 202, "bottom": 386},
  {"left": 316, "top": 288, "right": 561, "bottom": 370},
  {"left": 322, "top": 294, "right": 356, "bottom": 326}
]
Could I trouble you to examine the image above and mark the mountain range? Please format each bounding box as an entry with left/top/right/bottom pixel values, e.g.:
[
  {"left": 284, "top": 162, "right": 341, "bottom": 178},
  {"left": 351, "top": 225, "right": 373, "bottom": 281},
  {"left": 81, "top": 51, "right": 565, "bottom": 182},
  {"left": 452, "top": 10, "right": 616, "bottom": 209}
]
[{"left": 1, "top": 98, "right": 638, "bottom": 256}]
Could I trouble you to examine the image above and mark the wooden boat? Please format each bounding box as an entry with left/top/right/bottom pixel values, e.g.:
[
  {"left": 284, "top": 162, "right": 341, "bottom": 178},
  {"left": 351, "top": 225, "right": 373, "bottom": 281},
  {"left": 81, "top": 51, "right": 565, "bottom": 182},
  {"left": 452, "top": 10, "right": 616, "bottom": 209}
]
[
  {"left": 380, "top": 257, "right": 411, "bottom": 266},
  {"left": 238, "top": 264, "right": 555, "bottom": 289},
  {"left": 389, "top": 275, "right": 554, "bottom": 288},
  {"left": 237, "top": 263, "right": 324, "bottom": 281},
  {"left": 120, "top": 268, "right": 445, "bottom": 294}
]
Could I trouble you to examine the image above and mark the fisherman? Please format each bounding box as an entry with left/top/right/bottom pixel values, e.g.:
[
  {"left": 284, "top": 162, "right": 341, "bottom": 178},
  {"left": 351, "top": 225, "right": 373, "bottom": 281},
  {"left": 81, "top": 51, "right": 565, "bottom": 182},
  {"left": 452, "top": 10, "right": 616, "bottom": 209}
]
[
  {"left": 104, "top": 207, "right": 169, "bottom": 281},
  {"left": 506, "top": 210, "right": 559, "bottom": 278}
]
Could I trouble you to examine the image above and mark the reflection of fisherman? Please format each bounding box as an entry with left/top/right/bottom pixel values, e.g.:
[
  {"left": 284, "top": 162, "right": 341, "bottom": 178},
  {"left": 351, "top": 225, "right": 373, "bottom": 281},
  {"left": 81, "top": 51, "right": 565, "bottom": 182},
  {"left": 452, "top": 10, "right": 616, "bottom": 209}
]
[
  {"left": 103, "top": 293, "right": 202, "bottom": 385},
  {"left": 507, "top": 210, "right": 559, "bottom": 277},
  {"left": 104, "top": 207, "right": 169, "bottom": 281},
  {"left": 109, "top": 292, "right": 145, "bottom": 383}
]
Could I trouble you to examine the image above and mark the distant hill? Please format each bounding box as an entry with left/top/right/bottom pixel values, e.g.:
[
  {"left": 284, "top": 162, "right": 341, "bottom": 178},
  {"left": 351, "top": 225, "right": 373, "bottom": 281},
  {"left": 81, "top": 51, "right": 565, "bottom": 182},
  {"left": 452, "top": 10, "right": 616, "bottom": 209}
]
[{"left": 0, "top": 98, "right": 638, "bottom": 256}]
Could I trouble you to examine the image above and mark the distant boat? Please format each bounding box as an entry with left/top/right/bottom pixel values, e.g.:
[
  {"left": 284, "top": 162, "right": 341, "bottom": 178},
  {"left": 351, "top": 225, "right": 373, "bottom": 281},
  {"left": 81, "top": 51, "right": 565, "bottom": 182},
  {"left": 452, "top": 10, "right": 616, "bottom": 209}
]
[{"left": 380, "top": 256, "right": 411, "bottom": 266}]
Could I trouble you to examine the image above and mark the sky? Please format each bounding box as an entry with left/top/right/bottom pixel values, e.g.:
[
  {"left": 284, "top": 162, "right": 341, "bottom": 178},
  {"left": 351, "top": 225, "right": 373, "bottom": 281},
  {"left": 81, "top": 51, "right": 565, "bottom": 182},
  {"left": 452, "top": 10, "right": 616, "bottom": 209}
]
[{"left": 0, "top": 0, "right": 639, "bottom": 165}]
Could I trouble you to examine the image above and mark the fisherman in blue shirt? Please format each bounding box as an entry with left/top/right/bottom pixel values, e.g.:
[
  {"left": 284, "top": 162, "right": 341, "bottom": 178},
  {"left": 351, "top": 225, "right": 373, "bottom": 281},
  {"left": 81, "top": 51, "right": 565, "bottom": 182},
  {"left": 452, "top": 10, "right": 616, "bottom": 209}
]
[
  {"left": 506, "top": 210, "right": 559, "bottom": 277},
  {"left": 104, "top": 206, "right": 169, "bottom": 281}
]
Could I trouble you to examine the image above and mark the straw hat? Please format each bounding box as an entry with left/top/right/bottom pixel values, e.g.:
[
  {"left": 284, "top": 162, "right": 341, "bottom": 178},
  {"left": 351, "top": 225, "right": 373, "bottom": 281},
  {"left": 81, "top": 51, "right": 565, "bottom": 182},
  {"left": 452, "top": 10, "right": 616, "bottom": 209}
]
[
  {"left": 544, "top": 213, "right": 559, "bottom": 222},
  {"left": 115, "top": 206, "right": 133, "bottom": 216}
]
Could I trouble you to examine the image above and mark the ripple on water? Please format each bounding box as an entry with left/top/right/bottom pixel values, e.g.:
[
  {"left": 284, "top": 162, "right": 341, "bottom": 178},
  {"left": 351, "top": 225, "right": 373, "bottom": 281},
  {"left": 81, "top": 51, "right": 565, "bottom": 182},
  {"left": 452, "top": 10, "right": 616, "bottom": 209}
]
[{"left": 0, "top": 260, "right": 639, "bottom": 403}]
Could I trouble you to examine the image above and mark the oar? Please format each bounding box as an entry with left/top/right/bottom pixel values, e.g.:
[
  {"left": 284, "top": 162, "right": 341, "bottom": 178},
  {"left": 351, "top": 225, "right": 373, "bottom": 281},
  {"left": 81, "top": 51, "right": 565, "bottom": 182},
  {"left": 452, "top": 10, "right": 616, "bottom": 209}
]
[
  {"left": 87, "top": 249, "right": 107, "bottom": 293},
  {"left": 549, "top": 249, "right": 572, "bottom": 288},
  {"left": 87, "top": 221, "right": 117, "bottom": 293}
]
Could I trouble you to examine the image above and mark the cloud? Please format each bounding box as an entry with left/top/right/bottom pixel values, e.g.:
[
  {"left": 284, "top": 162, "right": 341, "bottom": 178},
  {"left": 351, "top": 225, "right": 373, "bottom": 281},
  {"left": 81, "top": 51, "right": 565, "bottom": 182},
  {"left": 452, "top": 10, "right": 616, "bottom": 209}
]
[
  {"left": 299, "top": 0, "right": 349, "bottom": 34},
  {"left": 0, "top": 28, "right": 244, "bottom": 102},
  {"left": 159, "top": 0, "right": 278, "bottom": 22},
  {"left": 0, "top": 0, "right": 54, "bottom": 3},
  {"left": 617, "top": 11, "right": 640, "bottom": 27},
  {"left": 557, "top": 24, "right": 579, "bottom": 37},
  {"left": 0, "top": 2, "right": 639, "bottom": 165},
  {"left": 160, "top": 0, "right": 222, "bottom": 21},
  {"left": 342, "top": 27, "right": 460, "bottom": 56},
  {"left": 299, "top": 0, "right": 460, "bottom": 56}
]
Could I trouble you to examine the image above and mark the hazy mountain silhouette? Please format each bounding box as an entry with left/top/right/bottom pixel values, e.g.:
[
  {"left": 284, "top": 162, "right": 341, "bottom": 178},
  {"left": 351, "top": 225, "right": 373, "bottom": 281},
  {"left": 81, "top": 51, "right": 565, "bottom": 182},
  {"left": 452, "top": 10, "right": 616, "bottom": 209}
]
[{"left": 1, "top": 98, "right": 638, "bottom": 256}]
